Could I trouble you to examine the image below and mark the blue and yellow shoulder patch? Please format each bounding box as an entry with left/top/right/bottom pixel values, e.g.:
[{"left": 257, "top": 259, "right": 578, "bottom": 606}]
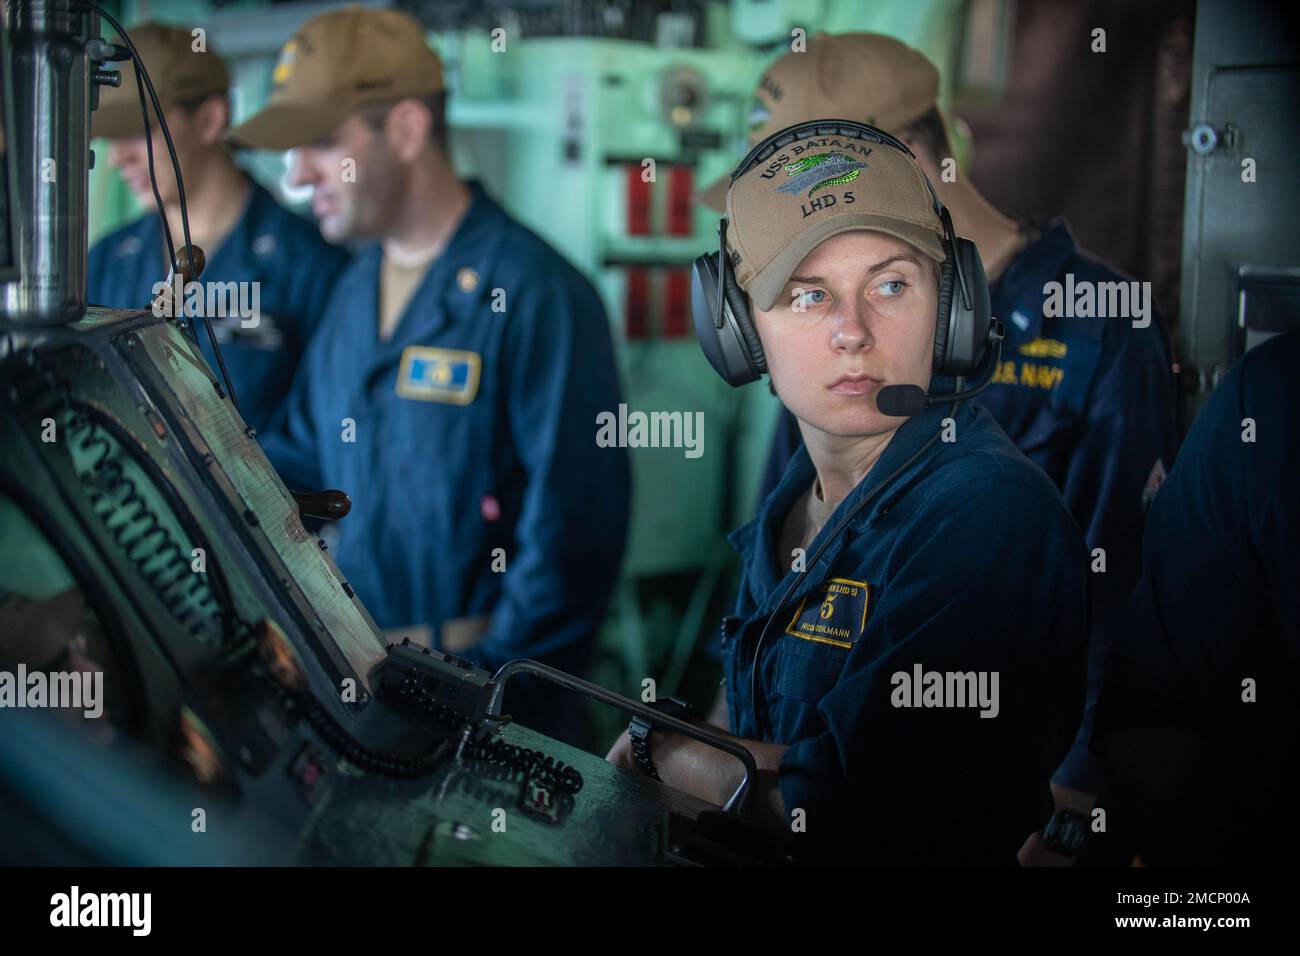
[
  {"left": 785, "top": 577, "right": 871, "bottom": 648},
  {"left": 396, "top": 346, "right": 481, "bottom": 405}
]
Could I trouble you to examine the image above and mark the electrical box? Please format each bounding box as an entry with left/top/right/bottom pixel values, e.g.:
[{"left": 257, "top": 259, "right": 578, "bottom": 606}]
[{"left": 1179, "top": 0, "right": 1300, "bottom": 417}]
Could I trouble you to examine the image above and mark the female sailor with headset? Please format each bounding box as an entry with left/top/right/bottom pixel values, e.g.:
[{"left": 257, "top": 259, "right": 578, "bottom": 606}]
[{"left": 607, "top": 121, "right": 1089, "bottom": 864}]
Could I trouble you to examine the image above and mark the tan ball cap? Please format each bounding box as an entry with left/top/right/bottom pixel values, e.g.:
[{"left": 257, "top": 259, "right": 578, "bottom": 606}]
[
  {"left": 227, "top": 6, "right": 443, "bottom": 151},
  {"left": 92, "top": 22, "right": 229, "bottom": 140},
  {"left": 726, "top": 123, "right": 947, "bottom": 312},
  {"left": 700, "top": 33, "right": 940, "bottom": 211}
]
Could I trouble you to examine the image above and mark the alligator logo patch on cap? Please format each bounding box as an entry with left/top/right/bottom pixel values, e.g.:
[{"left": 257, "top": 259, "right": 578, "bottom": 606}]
[{"left": 777, "top": 152, "right": 866, "bottom": 198}]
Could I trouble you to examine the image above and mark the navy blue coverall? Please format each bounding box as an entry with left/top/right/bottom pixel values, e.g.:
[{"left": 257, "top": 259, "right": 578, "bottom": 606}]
[
  {"left": 759, "top": 220, "right": 1177, "bottom": 793},
  {"left": 728, "top": 400, "right": 1089, "bottom": 863},
  {"left": 1096, "top": 329, "right": 1299, "bottom": 861},
  {"left": 260, "top": 183, "right": 631, "bottom": 737}
]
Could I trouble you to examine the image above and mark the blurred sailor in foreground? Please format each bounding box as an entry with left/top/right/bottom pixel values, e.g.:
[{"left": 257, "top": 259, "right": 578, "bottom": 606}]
[{"left": 1097, "top": 329, "right": 1300, "bottom": 865}]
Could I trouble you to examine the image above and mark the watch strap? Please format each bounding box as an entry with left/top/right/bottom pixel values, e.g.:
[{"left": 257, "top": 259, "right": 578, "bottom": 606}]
[
  {"left": 629, "top": 715, "right": 661, "bottom": 780},
  {"left": 1042, "top": 809, "right": 1090, "bottom": 856},
  {"left": 627, "top": 698, "right": 699, "bottom": 779}
]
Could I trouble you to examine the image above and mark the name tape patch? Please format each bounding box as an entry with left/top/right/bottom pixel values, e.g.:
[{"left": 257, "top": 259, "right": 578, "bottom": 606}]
[{"left": 785, "top": 577, "right": 871, "bottom": 648}]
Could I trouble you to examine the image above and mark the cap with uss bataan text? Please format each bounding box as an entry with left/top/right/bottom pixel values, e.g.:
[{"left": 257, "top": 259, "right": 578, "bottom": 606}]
[
  {"left": 227, "top": 7, "right": 443, "bottom": 151},
  {"left": 700, "top": 33, "right": 939, "bottom": 211},
  {"left": 726, "top": 124, "right": 947, "bottom": 312},
  {"left": 92, "top": 22, "right": 229, "bottom": 140}
]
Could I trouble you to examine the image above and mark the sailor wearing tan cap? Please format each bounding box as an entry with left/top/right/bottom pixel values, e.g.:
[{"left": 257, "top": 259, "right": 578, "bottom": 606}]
[
  {"left": 88, "top": 22, "right": 350, "bottom": 435},
  {"left": 234, "top": 8, "right": 629, "bottom": 739},
  {"left": 705, "top": 34, "right": 1178, "bottom": 859},
  {"left": 609, "top": 121, "right": 1087, "bottom": 864}
]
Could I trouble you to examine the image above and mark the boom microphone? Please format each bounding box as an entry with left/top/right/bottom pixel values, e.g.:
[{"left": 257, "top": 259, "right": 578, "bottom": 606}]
[
  {"left": 875, "top": 320, "right": 1005, "bottom": 417},
  {"left": 875, "top": 383, "right": 929, "bottom": 417}
]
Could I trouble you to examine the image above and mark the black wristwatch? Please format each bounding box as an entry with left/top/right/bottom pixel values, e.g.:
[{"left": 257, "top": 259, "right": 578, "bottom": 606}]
[
  {"left": 1041, "top": 809, "right": 1091, "bottom": 857},
  {"left": 628, "top": 697, "right": 699, "bottom": 780}
]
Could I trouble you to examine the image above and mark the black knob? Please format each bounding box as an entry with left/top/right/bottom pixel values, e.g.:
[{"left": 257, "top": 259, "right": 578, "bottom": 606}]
[{"left": 291, "top": 489, "right": 352, "bottom": 520}]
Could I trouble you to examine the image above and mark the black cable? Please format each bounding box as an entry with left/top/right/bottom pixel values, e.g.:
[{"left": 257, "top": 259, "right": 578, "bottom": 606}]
[
  {"left": 131, "top": 55, "right": 176, "bottom": 303},
  {"left": 291, "top": 687, "right": 449, "bottom": 779},
  {"left": 465, "top": 734, "right": 584, "bottom": 794},
  {"left": 84, "top": 4, "right": 242, "bottom": 414},
  {"left": 254, "top": 664, "right": 582, "bottom": 789},
  {"left": 748, "top": 404, "right": 959, "bottom": 739}
]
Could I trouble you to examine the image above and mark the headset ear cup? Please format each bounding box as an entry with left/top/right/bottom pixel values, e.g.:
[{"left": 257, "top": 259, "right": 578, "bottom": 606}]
[
  {"left": 933, "top": 256, "right": 957, "bottom": 374},
  {"left": 722, "top": 258, "right": 768, "bottom": 374},
  {"left": 690, "top": 250, "right": 764, "bottom": 386},
  {"left": 945, "top": 238, "right": 992, "bottom": 377}
]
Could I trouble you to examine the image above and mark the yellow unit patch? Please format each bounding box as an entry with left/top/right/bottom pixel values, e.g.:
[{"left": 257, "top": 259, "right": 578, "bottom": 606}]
[
  {"left": 785, "top": 577, "right": 871, "bottom": 648},
  {"left": 396, "top": 347, "right": 481, "bottom": 405}
]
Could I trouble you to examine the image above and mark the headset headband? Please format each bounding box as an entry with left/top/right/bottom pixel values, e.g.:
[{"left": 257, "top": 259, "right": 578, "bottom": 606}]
[
  {"left": 732, "top": 118, "right": 915, "bottom": 178},
  {"left": 724, "top": 119, "right": 970, "bottom": 311}
]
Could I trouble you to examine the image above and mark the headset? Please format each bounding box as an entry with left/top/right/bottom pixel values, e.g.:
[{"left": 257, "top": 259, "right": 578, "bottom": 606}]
[
  {"left": 690, "top": 119, "right": 1001, "bottom": 414},
  {"left": 689, "top": 120, "right": 1006, "bottom": 739}
]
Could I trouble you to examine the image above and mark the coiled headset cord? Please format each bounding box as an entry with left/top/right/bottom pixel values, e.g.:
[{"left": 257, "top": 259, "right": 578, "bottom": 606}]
[
  {"left": 14, "top": 349, "right": 229, "bottom": 642},
  {"left": 11, "top": 344, "right": 582, "bottom": 790},
  {"left": 11, "top": 350, "right": 522, "bottom": 783},
  {"left": 253, "top": 664, "right": 582, "bottom": 790}
]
